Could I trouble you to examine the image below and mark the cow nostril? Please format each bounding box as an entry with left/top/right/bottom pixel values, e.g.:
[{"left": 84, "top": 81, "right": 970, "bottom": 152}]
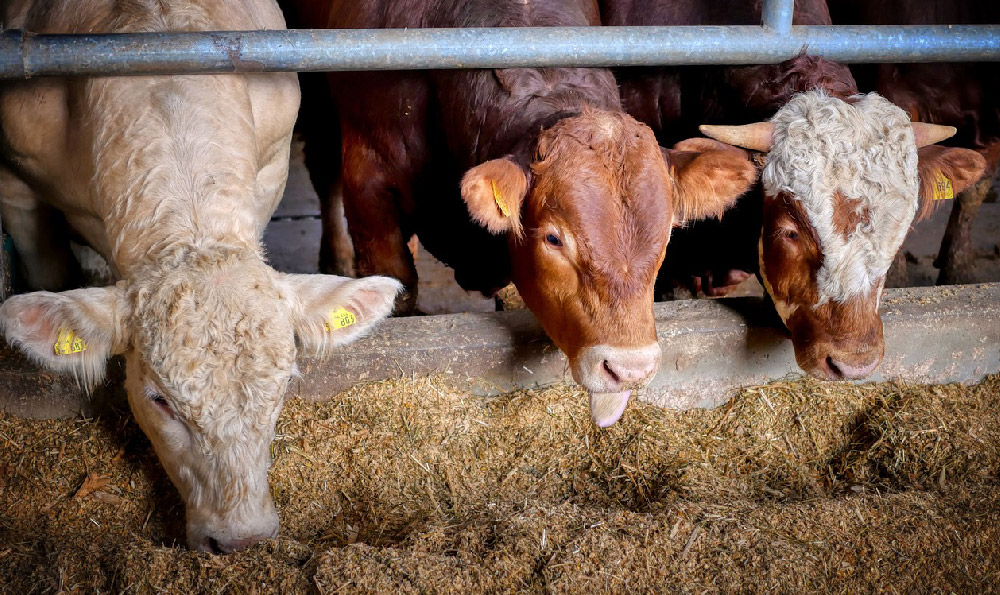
[
  {"left": 207, "top": 537, "right": 225, "bottom": 555},
  {"left": 825, "top": 357, "right": 845, "bottom": 380},
  {"left": 602, "top": 360, "right": 621, "bottom": 383}
]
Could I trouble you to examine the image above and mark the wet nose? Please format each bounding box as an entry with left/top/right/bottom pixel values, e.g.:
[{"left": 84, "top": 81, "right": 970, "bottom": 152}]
[
  {"left": 600, "top": 349, "right": 659, "bottom": 388},
  {"left": 201, "top": 529, "right": 277, "bottom": 555},
  {"left": 574, "top": 343, "right": 662, "bottom": 394},
  {"left": 822, "top": 351, "right": 881, "bottom": 380}
]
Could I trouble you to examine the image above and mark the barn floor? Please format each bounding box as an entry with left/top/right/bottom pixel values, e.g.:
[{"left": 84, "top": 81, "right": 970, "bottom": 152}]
[{"left": 2, "top": 374, "right": 998, "bottom": 593}]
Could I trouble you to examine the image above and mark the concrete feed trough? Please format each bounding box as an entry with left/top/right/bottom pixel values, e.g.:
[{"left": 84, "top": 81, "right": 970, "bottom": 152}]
[
  {"left": 1, "top": 282, "right": 997, "bottom": 420},
  {"left": 1, "top": 373, "right": 999, "bottom": 592}
]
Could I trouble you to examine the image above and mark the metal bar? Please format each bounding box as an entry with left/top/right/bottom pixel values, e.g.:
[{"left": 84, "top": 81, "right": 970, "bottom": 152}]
[
  {"left": 762, "top": 0, "right": 795, "bottom": 35},
  {"left": 2, "top": 25, "right": 999, "bottom": 79}
]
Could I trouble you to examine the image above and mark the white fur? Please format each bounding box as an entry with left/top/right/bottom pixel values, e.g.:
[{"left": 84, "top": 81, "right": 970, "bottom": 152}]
[
  {"left": 762, "top": 91, "right": 919, "bottom": 304},
  {"left": 0, "top": 0, "right": 400, "bottom": 553}
]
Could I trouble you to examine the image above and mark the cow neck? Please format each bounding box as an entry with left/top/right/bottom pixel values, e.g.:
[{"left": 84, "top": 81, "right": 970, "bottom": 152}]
[
  {"left": 124, "top": 242, "right": 260, "bottom": 281},
  {"left": 111, "top": 207, "right": 263, "bottom": 279},
  {"left": 482, "top": 68, "right": 622, "bottom": 163},
  {"left": 84, "top": 74, "right": 264, "bottom": 277},
  {"left": 717, "top": 55, "right": 859, "bottom": 124}
]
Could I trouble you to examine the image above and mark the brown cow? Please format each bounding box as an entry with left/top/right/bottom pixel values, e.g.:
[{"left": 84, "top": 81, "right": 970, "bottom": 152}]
[
  {"left": 831, "top": 0, "right": 1000, "bottom": 285},
  {"left": 601, "top": 0, "right": 986, "bottom": 380},
  {"left": 285, "top": 0, "right": 757, "bottom": 426}
]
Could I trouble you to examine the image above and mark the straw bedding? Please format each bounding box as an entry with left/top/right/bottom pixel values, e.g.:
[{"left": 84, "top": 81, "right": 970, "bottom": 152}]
[{"left": 1, "top": 374, "right": 998, "bottom": 593}]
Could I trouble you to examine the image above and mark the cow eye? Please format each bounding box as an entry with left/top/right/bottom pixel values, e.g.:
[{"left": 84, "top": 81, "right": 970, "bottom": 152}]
[
  {"left": 545, "top": 233, "right": 563, "bottom": 247},
  {"left": 779, "top": 228, "right": 799, "bottom": 241},
  {"left": 146, "top": 388, "right": 173, "bottom": 416}
]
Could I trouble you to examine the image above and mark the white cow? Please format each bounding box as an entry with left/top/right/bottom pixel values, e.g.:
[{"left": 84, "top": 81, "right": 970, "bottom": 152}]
[{"left": 0, "top": 0, "right": 400, "bottom": 553}]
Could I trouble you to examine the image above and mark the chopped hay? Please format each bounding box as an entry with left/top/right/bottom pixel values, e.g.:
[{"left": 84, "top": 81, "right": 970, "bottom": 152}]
[{"left": 1, "top": 374, "right": 998, "bottom": 593}]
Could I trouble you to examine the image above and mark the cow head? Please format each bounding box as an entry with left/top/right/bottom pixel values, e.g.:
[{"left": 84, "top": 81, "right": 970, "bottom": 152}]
[
  {"left": 0, "top": 249, "right": 400, "bottom": 553},
  {"left": 461, "top": 108, "right": 756, "bottom": 426},
  {"left": 702, "top": 91, "right": 986, "bottom": 379}
]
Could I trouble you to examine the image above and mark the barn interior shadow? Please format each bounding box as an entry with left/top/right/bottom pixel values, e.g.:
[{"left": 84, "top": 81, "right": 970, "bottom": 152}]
[
  {"left": 493, "top": 309, "right": 570, "bottom": 391},
  {"left": 713, "top": 294, "right": 792, "bottom": 356},
  {"left": 823, "top": 392, "right": 908, "bottom": 492}
]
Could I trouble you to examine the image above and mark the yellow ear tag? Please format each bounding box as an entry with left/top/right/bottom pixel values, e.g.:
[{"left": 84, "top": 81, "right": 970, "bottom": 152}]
[
  {"left": 323, "top": 307, "right": 357, "bottom": 332},
  {"left": 932, "top": 171, "right": 954, "bottom": 201},
  {"left": 491, "top": 180, "right": 511, "bottom": 218},
  {"left": 54, "top": 329, "right": 87, "bottom": 355}
]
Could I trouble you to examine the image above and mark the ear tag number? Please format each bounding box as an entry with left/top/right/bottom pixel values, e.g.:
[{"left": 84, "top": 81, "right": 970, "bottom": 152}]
[
  {"left": 54, "top": 329, "right": 87, "bottom": 355},
  {"left": 491, "top": 180, "right": 511, "bottom": 217},
  {"left": 324, "top": 307, "right": 357, "bottom": 332},
  {"left": 933, "top": 171, "right": 954, "bottom": 201}
]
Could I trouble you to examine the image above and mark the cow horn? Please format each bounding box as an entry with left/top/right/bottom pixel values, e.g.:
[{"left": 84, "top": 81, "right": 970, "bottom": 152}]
[
  {"left": 911, "top": 122, "right": 957, "bottom": 148},
  {"left": 699, "top": 122, "right": 775, "bottom": 152}
]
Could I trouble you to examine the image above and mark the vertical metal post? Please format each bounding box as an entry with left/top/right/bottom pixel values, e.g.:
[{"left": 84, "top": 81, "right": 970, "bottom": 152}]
[
  {"left": 762, "top": 0, "right": 794, "bottom": 35},
  {"left": 0, "top": 23, "right": 7, "bottom": 301},
  {"left": 0, "top": 11, "right": 5, "bottom": 300}
]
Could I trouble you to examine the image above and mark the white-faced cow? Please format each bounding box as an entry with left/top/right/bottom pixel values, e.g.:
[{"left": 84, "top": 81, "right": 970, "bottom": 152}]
[
  {"left": 830, "top": 0, "right": 1000, "bottom": 286},
  {"left": 705, "top": 92, "right": 984, "bottom": 378},
  {"left": 285, "top": 0, "right": 758, "bottom": 426},
  {"left": 601, "top": 0, "right": 986, "bottom": 380},
  {"left": 0, "top": 0, "right": 400, "bottom": 553}
]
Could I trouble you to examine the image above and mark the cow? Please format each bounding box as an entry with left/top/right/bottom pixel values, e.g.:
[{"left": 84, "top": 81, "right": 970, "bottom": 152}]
[
  {"left": 830, "top": 0, "right": 1000, "bottom": 285},
  {"left": 601, "top": 0, "right": 986, "bottom": 380},
  {"left": 283, "top": 0, "right": 758, "bottom": 427},
  {"left": 0, "top": 0, "right": 401, "bottom": 553}
]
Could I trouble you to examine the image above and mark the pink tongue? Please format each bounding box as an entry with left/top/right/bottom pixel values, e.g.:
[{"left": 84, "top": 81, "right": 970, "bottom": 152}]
[{"left": 589, "top": 390, "right": 632, "bottom": 428}]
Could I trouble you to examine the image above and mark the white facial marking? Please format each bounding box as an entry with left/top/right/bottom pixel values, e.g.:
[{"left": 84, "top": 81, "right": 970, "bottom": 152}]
[{"left": 762, "top": 91, "right": 919, "bottom": 306}]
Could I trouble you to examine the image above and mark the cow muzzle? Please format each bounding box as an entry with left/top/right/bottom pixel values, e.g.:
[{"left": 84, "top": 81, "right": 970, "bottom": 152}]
[
  {"left": 187, "top": 496, "right": 279, "bottom": 554},
  {"left": 813, "top": 345, "right": 882, "bottom": 380},
  {"left": 573, "top": 343, "right": 661, "bottom": 427}
]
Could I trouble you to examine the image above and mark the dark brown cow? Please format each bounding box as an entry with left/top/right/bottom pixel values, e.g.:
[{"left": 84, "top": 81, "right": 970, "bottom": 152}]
[
  {"left": 601, "top": 0, "right": 986, "bottom": 380},
  {"left": 831, "top": 0, "right": 1000, "bottom": 285},
  {"left": 286, "top": 0, "right": 757, "bottom": 426}
]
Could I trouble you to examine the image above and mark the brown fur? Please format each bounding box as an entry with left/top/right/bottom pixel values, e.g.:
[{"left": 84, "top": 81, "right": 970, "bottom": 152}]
[
  {"left": 760, "top": 193, "right": 883, "bottom": 378},
  {"left": 830, "top": 191, "right": 871, "bottom": 240},
  {"left": 914, "top": 145, "right": 988, "bottom": 222},
  {"left": 785, "top": 289, "right": 884, "bottom": 377},
  {"left": 599, "top": 0, "right": 859, "bottom": 313},
  {"left": 668, "top": 138, "right": 758, "bottom": 225},
  {"left": 760, "top": 193, "right": 822, "bottom": 308},
  {"left": 288, "top": 0, "right": 755, "bottom": 388},
  {"left": 460, "top": 157, "right": 528, "bottom": 237}
]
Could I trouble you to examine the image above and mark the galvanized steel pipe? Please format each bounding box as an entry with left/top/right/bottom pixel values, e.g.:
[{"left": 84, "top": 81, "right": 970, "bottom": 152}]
[
  {"left": 1, "top": 25, "right": 999, "bottom": 79},
  {"left": 762, "top": 0, "right": 795, "bottom": 35}
]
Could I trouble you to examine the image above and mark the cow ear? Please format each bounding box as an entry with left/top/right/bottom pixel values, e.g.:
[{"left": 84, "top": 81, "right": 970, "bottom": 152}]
[
  {"left": 915, "top": 145, "right": 986, "bottom": 221},
  {"left": 663, "top": 137, "right": 757, "bottom": 227},
  {"left": 460, "top": 157, "right": 528, "bottom": 237},
  {"left": 0, "top": 284, "right": 131, "bottom": 388},
  {"left": 279, "top": 273, "right": 402, "bottom": 357}
]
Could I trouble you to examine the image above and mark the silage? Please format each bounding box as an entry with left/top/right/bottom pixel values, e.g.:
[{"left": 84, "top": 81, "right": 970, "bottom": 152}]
[{"left": 1, "top": 374, "right": 997, "bottom": 593}]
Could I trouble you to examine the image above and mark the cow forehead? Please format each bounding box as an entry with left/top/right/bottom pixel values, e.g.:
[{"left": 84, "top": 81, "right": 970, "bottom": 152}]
[
  {"left": 762, "top": 91, "right": 918, "bottom": 304},
  {"left": 132, "top": 260, "right": 295, "bottom": 432},
  {"left": 534, "top": 109, "right": 670, "bottom": 226},
  {"left": 533, "top": 112, "right": 671, "bottom": 293}
]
